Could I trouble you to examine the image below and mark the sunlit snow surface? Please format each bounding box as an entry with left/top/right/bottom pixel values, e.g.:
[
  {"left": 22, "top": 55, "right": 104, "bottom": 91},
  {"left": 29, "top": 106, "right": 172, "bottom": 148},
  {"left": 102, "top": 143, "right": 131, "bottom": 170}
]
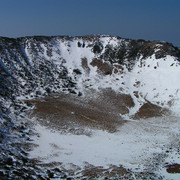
[
  {"left": 30, "top": 115, "right": 180, "bottom": 179},
  {"left": 21, "top": 36, "right": 180, "bottom": 178},
  {"left": 19, "top": 37, "right": 180, "bottom": 116},
  {"left": 47, "top": 37, "right": 180, "bottom": 115}
]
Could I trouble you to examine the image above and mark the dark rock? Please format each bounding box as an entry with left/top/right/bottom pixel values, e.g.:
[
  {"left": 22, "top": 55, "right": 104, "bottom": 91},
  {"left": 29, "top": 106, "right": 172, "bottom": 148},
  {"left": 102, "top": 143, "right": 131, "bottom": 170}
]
[
  {"left": 13, "top": 170, "right": 23, "bottom": 176},
  {"left": 62, "top": 174, "right": 67, "bottom": 178},
  {"left": 21, "top": 157, "right": 28, "bottom": 164},
  {"left": 45, "top": 87, "right": 51, "bottom": 94},
  {"left": 93, "top": 42, "right": 103, "bottom": 54},
  {"left": 53, "top": 167, "right": 61, "bottom": 172},
  {"left": 47, "top": 170, "right": 54, "bottom": 178},
  {"left": 73, "top": 69, "right": 82, "bottom": 75},
  {"left": 166, "top": 163, "right": 180, "bottom": 173},
  {"left": 6, "top": 157, "right": 13, "bottom": 166},
  {"left": 0, "top": 171, "right": 4, "bottom": 176},
  {"left": 68, "top": 89, "right": 77, "bottom": 94},
  {"left": 78, "top": 92, "right": 82, "bottom": 96},
  {"left": 77, "top": 41, "right": 81, "bottom": 47}
]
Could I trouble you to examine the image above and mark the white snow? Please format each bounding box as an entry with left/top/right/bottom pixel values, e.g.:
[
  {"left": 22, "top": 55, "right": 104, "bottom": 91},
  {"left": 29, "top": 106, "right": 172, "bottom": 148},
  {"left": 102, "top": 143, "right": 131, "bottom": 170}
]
[
  {"left": 19, "top": 36, "right": 180, "bottom": 116},
  {"left": 16, "top": 35, "right": 180, "bottom": 178},
  {"left": 45, "top": 37, "right": 180, "bottom": 116},
  {"left": 126, "top": 55, "right": 180, "bottom": 116},
  {"left": 30, "top": 115, "right": 180, "bottom": 179}
]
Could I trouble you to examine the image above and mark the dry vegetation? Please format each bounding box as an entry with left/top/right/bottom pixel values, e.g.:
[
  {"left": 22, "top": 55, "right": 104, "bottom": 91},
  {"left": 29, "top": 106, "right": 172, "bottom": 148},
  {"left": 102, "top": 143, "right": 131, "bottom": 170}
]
[
  {"left": 26, "top": 89, "right": 174, "bottom": 179},
  {"left": 28, "top": 89, "right": 134, "bottom": 133},
  {"left": 90, "top": 58, "right": 113, "bottom": 75},
  {"left": 27, "top": 88, "right": 169, "bottom": 134},
  {"left": 133, "top": 101, "right": 169, "bottom": 119}
]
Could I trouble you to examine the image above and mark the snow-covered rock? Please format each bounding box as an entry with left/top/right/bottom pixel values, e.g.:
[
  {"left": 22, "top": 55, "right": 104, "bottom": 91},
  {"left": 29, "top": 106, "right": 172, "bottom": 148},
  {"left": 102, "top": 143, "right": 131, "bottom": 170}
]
[
  {"left": 0, "top": 35, "right": 180, "bottom": 114},
  {"left": 0, "top": 35, "right": 180, "bottom": 179}
]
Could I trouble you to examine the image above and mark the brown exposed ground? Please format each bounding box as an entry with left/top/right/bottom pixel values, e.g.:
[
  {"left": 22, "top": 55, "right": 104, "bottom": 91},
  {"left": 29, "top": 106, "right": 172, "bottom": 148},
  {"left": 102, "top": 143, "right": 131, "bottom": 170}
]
[
  {"left": 27, "top": 88, "right": 168, "bottom": 134},
  {"left": 28, "top": 89, "right": 134, "bottom": 134},
  {"left": 133, "top": 101, "right": 169, "bottom": 119},
  {"left": 81, "top": 57, "right": 90, "bottom": 75},
  {"left": 90, "top": 58, "right": 113, "bottom": 75},
  {"left": 26, "top": 89, "right": 175, "bottom": 179},
  {"left": 166, "top": 163, "right": 180, "bottom": 173}
]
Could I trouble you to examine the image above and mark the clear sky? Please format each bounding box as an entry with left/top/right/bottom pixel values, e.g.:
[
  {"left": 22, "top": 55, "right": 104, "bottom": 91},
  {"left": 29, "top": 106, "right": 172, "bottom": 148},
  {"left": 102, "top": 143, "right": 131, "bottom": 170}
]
[{"left": 0, "top": 0, "right": 180, "bottom": 46}]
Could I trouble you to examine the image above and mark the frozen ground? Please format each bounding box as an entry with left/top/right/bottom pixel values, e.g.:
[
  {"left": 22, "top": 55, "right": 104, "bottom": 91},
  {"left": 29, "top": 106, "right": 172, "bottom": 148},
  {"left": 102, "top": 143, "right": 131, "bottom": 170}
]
[
  {"left": 1, "top": 35, "right": 180, "bottom": 179},
  {"left": 23, "top": 37, "right": 180, "bottom": 179},
  {"left": 28, "top": 91, "right": 180, "bottom": 179}
]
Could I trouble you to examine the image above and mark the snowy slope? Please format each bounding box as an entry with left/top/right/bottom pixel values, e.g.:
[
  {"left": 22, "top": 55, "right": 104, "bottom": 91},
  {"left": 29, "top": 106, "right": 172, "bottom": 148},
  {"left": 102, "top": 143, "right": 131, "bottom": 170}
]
[
  {"left": 0, "top": 35, "right": 180, "bottom": 179},
  {"left": 30, "top": 115, "right": 180, "bottom": 179},
  {"left": 1, "top": 35, "right": 180, "bottom": 115}
]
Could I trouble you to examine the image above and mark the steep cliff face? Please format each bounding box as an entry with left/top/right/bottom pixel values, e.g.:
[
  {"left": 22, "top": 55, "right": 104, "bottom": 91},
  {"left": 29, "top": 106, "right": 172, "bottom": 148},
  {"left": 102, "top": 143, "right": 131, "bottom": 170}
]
[{"left": 0, "top": 35, "right": 180, "bottom": 179}]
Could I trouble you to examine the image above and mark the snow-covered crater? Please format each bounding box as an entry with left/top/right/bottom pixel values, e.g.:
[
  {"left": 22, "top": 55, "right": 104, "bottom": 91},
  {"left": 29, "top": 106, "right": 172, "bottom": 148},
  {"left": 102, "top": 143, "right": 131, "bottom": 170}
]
[{"left": 0, "top": 35, "right": 180, "bottom": 179}]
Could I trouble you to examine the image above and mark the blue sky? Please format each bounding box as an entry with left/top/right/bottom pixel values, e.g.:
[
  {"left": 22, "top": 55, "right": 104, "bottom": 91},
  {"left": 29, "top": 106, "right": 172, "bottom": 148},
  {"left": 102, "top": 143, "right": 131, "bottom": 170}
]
[{"left": 0, "top": 0, "right": 180, "bottom": 46}]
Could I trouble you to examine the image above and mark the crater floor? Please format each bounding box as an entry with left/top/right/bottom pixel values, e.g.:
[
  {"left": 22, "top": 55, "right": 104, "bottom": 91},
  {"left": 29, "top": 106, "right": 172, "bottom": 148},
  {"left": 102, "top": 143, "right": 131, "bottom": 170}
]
[{"left": 26, "top": 90, "right": 180, "bottom": 179}]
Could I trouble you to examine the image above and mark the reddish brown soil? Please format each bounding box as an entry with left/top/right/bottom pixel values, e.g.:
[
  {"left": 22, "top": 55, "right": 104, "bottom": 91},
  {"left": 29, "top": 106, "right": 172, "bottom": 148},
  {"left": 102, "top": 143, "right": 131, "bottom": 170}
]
[
  {"left": 166, "top": 163, "right": 180, "bottom": 173},
  {"left": 90, "top": 58, "right": 113, "bottom": 75},
  {"left": 28, "top": 89, "right": 134, "bottom": 133},
  {"left": 28, "top": 89, "right": 167, "bottom": 134},
  {"left": 133, "top": 101, "right": 168, "bottom": 119}
]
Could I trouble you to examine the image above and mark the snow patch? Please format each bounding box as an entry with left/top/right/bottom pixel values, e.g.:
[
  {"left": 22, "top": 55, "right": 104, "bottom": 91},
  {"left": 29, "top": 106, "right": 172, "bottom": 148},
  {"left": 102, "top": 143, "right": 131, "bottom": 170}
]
[{"left": 30, "top": 115, "right": 180, "bottom": 179}]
